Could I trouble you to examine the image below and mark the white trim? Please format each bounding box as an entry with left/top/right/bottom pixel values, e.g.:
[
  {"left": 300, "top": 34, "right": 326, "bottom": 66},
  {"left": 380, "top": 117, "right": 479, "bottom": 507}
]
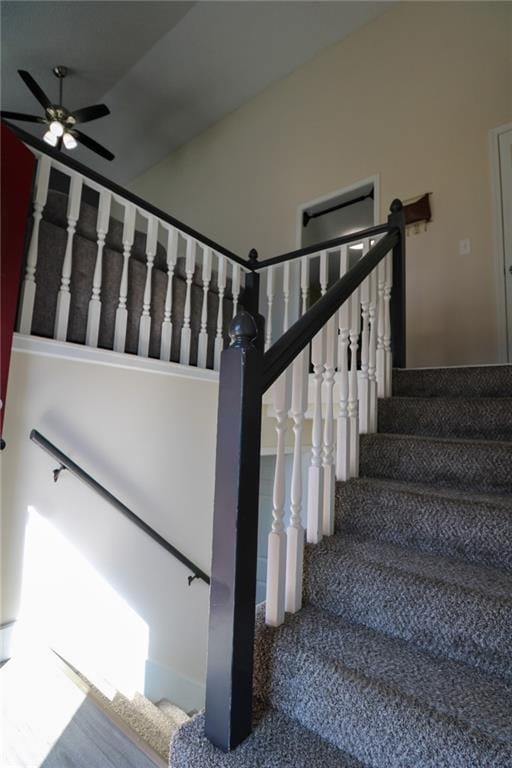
[
  {"left": 144, "top": 657, "right": 204, "bottom": 714},
  {"left": 0, "top": 621, "right": 16, "bottom": 662},
  {"left": 12, "top": 334, "right": 219, "bottom": 383},
  {"left": 489, "top": 122, "right": 512, "bottom": 364},
  {"left": 296, "top": 174, "right": 381, "bottom": 248}
]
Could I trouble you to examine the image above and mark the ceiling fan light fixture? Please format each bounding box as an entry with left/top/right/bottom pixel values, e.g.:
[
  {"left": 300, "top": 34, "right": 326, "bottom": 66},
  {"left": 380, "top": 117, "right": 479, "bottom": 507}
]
[
  {"left": 43, "top": 130, "right": 58, "bottom": 147},
  {"left": 49, "top": 119, "right": 64, "bottom": 137},
  {"left": 62, "top": 131, "right": 77, "bottom": 150}
]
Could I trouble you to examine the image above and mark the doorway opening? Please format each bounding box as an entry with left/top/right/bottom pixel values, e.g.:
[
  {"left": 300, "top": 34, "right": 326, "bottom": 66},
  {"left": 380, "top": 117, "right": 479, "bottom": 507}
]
[
  {"left": 490, "top": 124, "right": 512, "bottom": 363},
  {"left": 297, "top": 175, "right": 379, "bottom": 297}
]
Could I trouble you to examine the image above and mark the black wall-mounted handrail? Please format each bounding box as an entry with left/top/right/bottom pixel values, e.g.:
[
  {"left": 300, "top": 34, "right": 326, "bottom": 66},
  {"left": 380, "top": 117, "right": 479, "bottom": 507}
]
[
  {"left": 4, "top": 120, "right": 247, "bottom": 270},
  {"left": 30, "top": 429, "right": 210, "bottom": 586}
]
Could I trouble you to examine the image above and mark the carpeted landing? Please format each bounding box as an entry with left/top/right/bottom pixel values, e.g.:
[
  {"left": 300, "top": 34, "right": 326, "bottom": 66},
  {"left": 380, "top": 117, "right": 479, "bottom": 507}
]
[{"left": 171, "top": 365, "right": 512, "bottom": 767}]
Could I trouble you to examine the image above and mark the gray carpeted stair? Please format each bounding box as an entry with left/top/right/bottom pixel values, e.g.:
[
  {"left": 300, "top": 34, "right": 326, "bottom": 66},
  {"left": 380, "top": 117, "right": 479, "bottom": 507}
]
[
  {"left": 171, "top": 708, "right": 367, "bottom": 768},
  {"left": 336, "top": 478, "right": 512, "bottom": 571},
  {"left": 252, "top": 606, "right": 512, "bottom": 768},
  {"left": 392, "top": 365, "right": 512, "bottom": 398},
  {"left": 378, "top": 396, "right": 512, "bottom": 440},
  {"left": 171, "top": 366, "right": 512, "bottom": 767},
  {"left": 359, "top": 432, "right": 512, "bottom": 494},
  {"left": 304, "top": 535, "right": 512, "bottom": 680}
]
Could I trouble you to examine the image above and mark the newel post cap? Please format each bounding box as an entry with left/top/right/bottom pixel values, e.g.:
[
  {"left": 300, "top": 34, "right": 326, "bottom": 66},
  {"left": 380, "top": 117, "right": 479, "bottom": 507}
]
[
  {"left": 390, "top": 198, "right": 403, "bottom": 213},
  {"left": 229, "top": 310, "right": 258, "bottom": 348}
]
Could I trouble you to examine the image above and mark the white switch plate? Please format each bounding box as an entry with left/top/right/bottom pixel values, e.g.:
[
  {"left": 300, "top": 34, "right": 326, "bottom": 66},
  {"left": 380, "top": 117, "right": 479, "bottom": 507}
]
[{"left": 459, "top": 238, "right": 471, "bottom": 256}]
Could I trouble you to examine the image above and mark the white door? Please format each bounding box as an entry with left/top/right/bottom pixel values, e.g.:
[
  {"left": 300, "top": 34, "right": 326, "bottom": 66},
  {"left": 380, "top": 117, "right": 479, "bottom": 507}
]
[{"left": 499, "top": 129, "right": 512, "bottom": 361}]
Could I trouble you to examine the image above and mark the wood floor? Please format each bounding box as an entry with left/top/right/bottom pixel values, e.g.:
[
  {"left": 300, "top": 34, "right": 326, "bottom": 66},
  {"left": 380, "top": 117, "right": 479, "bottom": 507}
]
[{"left": 1, "top": 651, "right": 163, "bottom": 768}]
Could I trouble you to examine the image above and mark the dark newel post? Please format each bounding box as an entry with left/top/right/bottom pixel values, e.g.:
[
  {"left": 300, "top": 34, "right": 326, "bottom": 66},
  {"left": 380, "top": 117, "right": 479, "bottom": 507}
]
[
  {"left": 388, "top": 199, "right": 406, "bottom": 368},
  {"left": 205, "top": 310, "right": 262, "bottom": 752},
  {"left": 243, "top": 249, "right": 265, "bottom": 355}
]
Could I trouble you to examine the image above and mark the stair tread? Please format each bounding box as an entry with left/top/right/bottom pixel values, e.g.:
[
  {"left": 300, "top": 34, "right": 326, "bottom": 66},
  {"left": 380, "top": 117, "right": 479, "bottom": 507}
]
[
  {"left": 359, "top": 431, "right": 512, "bottom": 494},
  {"left": 255, "top": 605, "right": 512, "bottom": 766},
  {"left": 392, "top": 365, "right": 512, "bottom": 398},
  {"left": 367, "top": 430, "right": 512, "bottom": 449},
  {"left": 337, "top": 476, "right": 512, "bottom": 508},
  {"left": 170, "top": 708, "right": 367, "bottom": 767},
  {"left": 305, "top": 534, "right": 512, "bottom": 679},
  {"left": 378, "top": 395, "right": 512, "bottom": 440},
  {"left": 313, "top": 534, "right": 512, "bottom": 598}
]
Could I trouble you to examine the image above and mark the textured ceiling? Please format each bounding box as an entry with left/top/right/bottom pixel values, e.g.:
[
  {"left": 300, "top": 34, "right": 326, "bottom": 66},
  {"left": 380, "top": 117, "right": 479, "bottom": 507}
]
[{"left": 1, "top": 1, "right": 392, "bottom": 184}]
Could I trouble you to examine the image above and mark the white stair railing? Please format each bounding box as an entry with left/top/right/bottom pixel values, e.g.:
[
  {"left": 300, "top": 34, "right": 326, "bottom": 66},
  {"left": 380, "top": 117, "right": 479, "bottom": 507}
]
[
  {"left": 86, "top": 189, "right": 112, "bottom": 348},
  {"left": 16, "top": 146, "right": 250, "bottom": 372},
  {"left": 138, "top": 215, "right": 159, "bottom": 357},
  {"left": 258, "top": 220, "right": 403, "bottom": 630},
  {"left": 18, "top": 154, "right": 51, "bottom": 335},
  {"left": 160, "top": 226, "right": 178, "bottom": 362},
  {"left": 54, "top": 173, "right": 83, "bottom": 341}
]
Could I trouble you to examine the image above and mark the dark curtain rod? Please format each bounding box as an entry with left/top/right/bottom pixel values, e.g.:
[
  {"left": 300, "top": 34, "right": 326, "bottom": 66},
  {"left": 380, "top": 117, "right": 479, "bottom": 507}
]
[{"left": 303, "top": 189, "right": 374, "bottom": 228}]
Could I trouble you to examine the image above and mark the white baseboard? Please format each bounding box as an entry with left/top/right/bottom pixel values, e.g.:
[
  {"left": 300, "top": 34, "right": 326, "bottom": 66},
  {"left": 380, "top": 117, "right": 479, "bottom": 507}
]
[
  {"left": 0, "top": 621, "right": 16, "bottom": 662},
  {"left": 144, "top": 657, "right": 204, "bottom": 714}
]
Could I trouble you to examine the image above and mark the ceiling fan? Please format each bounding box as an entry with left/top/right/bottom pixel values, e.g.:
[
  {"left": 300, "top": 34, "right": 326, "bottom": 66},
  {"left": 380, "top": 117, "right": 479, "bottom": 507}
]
[{"left": 1, "top": 66, "right": 115, "bottom": 161}]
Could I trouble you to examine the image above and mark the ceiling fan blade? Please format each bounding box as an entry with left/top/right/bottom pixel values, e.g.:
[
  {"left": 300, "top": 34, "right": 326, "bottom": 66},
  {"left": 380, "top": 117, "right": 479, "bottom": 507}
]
[
  {"left": 1, "top": 110, "right": 46, "bottom": 124},
  {"left": 18, "top": 69, "right": 52, "bottom": 110},
  {"left": 74, "top": 130, "right": 115, "bottom": 161},
  {"left": 71, "top": 104, "right": 110, "bottom": 124}
]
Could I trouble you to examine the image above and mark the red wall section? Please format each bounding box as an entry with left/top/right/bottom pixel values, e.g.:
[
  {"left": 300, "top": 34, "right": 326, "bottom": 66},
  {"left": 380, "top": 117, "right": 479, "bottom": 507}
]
[{"left": 1, "top": 123, "right": 36, "bottom": 446}]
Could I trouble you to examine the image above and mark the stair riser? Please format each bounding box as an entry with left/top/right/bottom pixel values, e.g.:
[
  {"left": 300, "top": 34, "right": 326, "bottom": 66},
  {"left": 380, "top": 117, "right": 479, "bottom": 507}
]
[
  {"left": 359, "top": 434, "right": 512, "bottom": 494},
  {"left": 305, "top": 553, "right": 512, "bottom": 681},
  {"left": 392, "top": 366, "right": 512, "bottom": 398},
  {"left": 335, "top": 482, "right": 512, "bottom": 571},
  {"left": 378, "top": 398, "right": 512, "bottom": 441},
  {"left": 265, "top": 644, "right": 511, "bottom": 767}
]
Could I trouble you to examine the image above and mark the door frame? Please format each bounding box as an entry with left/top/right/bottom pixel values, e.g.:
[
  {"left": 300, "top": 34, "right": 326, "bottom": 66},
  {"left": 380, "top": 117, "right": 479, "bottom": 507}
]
[
  {"left": 489, "top": 122, "right": 512, "bottom": 363},
  {"left": 295, "top": 174, "right": 380, "bottom": 248}
]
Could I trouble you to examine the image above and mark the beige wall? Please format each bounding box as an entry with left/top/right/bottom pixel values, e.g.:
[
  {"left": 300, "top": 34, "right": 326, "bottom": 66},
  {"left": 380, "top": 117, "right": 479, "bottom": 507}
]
[
  {"left": 132, "top": 2, "right": 512, "bottom": 367},
  {"left": 1, "top": 344, "right": 218, "bottom": 709}
]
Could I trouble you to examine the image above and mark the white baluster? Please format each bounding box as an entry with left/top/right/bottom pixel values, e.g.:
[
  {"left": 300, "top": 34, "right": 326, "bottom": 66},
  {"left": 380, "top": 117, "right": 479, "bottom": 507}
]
[
  {"left": 180, "top": 238, "right": 196, "bottom": 365},
  {"left": 384, "top": 253, "right": 393, "bottom": 397},
  {"left": 19, "top": 155, "right": 51, "bottom": 335},
  {"left": 348, "top": 283, "right": 361, "bottom": 477},
  {"left": 197, "top": 247, "right": 212, "bottom": 368},
  {"left": 285, "top": 349, "right": 307, "bottom": 613},
  {"left": 307, "top": 329, "right": 325, "bottom": 544},
  {"left": 231, "top": 262, "right": 241, "bottom": 318},
  {"left": 368, "top": 266, "right": 378, "bottom": 432},
  {"left": 214, "top": 253, "right": 226, "bottom": 371},
  {"left": 86, "top": 189, "right": 111, "bottom": 347},
  {"left": 376, "top": 258, "right": 386, "bottom": 398},
  {"left": 300, "top": 256, "right": 310, "bottom": 315},
  {"left": 358, "top": 239, "right": 371, "bottom": 433},
  {"left": 322, "top": 313, "right": 337, "bottom": 536},
  {"left": 319, "top": 250, "right": 328, "bottom": 296},
  {"left": 282, "top": 262, "right": 291, "bottom": 332},
  {"left": 336, "top": 246, "right": 350, "bottom": 481},
  {"left": 266, "top": 370, "right": 290, "bottom": 627},
  {"left": 265, "top": 267, "right": 275, "bottom": 350},
  {"left": 54, "top": 173, "right": 83, "bottom": 341},
  {"left": 160, "top": 227, "right": 178, "bottom": 361},
  {"left": 137, "top": 215, "right": 158, "bottom": 357},
  {"left": 114, "top": 203, "right": 136, "bottom": 353}
]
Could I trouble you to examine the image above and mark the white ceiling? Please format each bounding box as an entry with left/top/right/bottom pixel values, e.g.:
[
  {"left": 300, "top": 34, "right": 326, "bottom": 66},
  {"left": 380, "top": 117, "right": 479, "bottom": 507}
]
[{"left": 1, "top": 1, "right": 392, "bottom": 184}]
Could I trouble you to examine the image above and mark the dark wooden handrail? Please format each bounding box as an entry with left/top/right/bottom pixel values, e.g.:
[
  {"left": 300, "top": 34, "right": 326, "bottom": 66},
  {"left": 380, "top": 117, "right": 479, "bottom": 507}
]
[
  {"left": 262, "top": 228, "right": 399, "bottom": 392},
  {"left": 30, "top": 429, "right": 210, "bottom": 586},
  {"left": 250, "top": 222, "right": 392, "bottom": 271},
  {"left": 205, "top": 199, "right": 406, "bottom": 753},
  {"left": 4, "top": 120, "right": 247, "bottom": 269}
]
